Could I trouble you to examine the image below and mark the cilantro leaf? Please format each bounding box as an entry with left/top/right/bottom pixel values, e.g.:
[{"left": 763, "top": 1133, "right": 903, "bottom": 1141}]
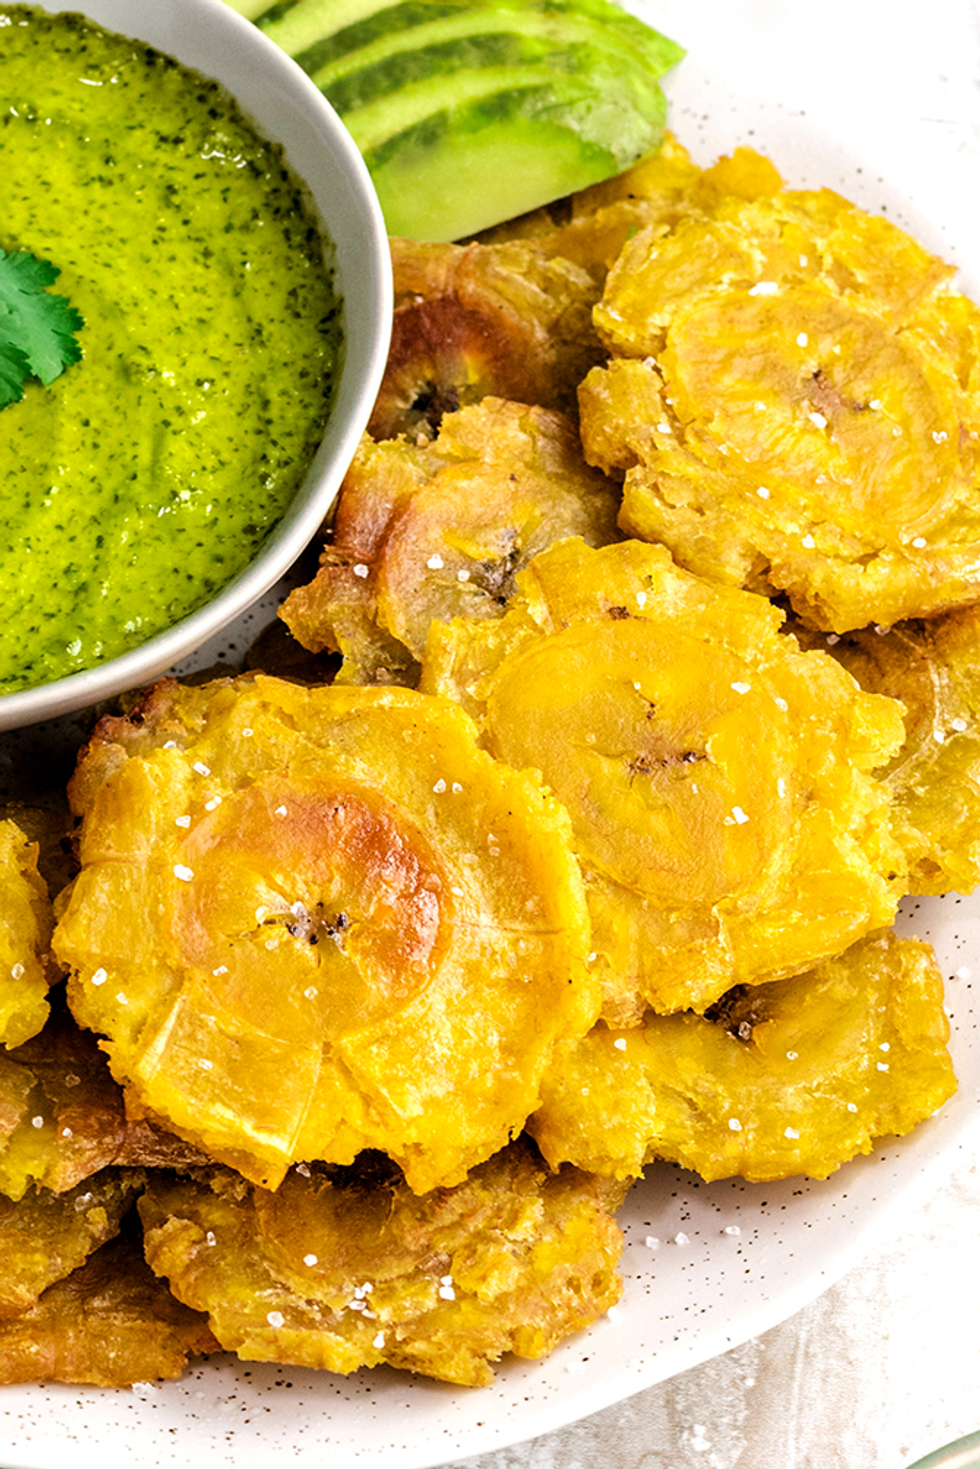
[{"left": 0, "top": 248, "right": 85, "bottom": 409}]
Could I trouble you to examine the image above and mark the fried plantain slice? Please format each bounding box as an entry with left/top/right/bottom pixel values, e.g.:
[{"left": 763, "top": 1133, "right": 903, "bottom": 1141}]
[
  {"left": 422, "top": 537, "right": 907, "bottom": 1023},
  {"left": 139, "top": 1139, "right": 627, "bottom": 1388},
  {"left": 0, "top": 817, "right": 60, "bottom": 1050},
  {"left": 0, "top": 1167, "right": 143, "bottom": 1318},
  {"left": 792, "top": 604, "right": 980, "bottom": 895},
  {"left": 529, "top": 930, "right": 956, "bottom": 1182},
  {"left": 54, "top": 674, "right": 596, "bottom": 1194},
  {"left": 0, "top": 993, "right": 208, "bottom": 1201},
  {"left": 0, "top": 1217, "right": 217, "bottom": 1387},
  {"left": 0, "top": 800, "right": 76, "bottom": 900},
  {"left": 471, "top": 132, "right": 705, "bottom": 282},
  {"left": 369, "top": 238, "right": 602, "bottom": 441},
  {"left": 279, "top": 399, "right": 621, "bottom": 685},
  {"left": 579, "top": 148, "right": 980, "bottom": 633}
]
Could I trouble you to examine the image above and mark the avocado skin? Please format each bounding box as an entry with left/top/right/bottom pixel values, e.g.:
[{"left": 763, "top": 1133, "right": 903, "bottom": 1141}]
[{"left": 228, "top": 0, "right": 685, "bottom": 240}]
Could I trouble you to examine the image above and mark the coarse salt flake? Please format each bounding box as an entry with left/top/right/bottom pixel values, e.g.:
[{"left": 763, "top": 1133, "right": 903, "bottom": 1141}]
[
  {"left": 275, "top": 805, "right": 288, "bottom": 816},
  {"left": 193, "top": 761, "right": 210, "bottom": 776},
  {"left": 31, "top": 1115, "right": 43, "bottom": 1129},
  {"left": 912, "top": 537, "right": 927, "bottom": 549},
  {"left": 808, "top": 412, "right": 827, "bottom": 430},
  {"left": 933, "top": 430, "right": 948, "bottom": 443},
  {"left": 731, "top": 681, "right": 751, "bottom": 694},
  {"left": 801, "top": 534, "right": 816, "bottom": 548},
  {"left": 352, "top": 563, "right": 369, "bottom": 578},
  {"left": 198, "top": 1058, "right": 213, "bottom": 1071},
  {"left": 784, "top": 1126, "right": 800, "bottom": 1140},
  {"left": 749, "top": 281, "right": 778, "bottom": 296},
  {"left": 675, "top": 1231, "right": 690, "bottom": 1245},
  {"left": 10, "top": 962, "right": 23, "bottom": 979},
  {"left": 644, "top": 1236, "right": 659, "bottom": 1249},
  {"left": 212, "top": 965, "right": 228, "bottom": 976},
  {"left": 175, "top": 814, "right": 191, "bottom": 828},
  {"left": 731, "top": 806, "right": 749, "bottom": 825},
  {"left": 433, "top": 778, "right": 446, "bottom": 793},
  {"left": 266, "top": 1311, "right": 285, "bottom": 1329},
  {"left": 302, "top": 1254, "right": 318, "bottom": 1267},
  {"left": 426, "top": 554, "right": 444, "bottom": 570},
  {"left": 457, "top": 568, "right": 470, "bottom": 581},
  {"left": 796, "top": 332, "right": 808, "bottom": 347},
  {"left": 613, "top": 1037, "right": 627, "bottom": 1051},
  {"left": 757, "top": 486, "right": 770, "bottom": 499},
  {"left": 877, "top": 1061, "right": 890, "bottom": 1072},
  {"left": 452, "top": 781, "right": 463, "bottom": 793},
  {"left": 951, "top": 717, "right": 968, "bottom": 732},
  {"left": 373, "top": 1332, "right": 385, "bottom": 1349},
  {"left": 174, "top": 864, "right": 194, "bottom": 882},
  {"left": 91, "top": 967, "right": 107, "bottom": 987},
  {"left": 955, "top": 965, "right": 972, "bottom": 979},
  {"left": 728, "top": 1118, "right": 742, "bottom": 1132},
  {"left": 724, "top": 1225, "right": 741, "bottom": 1237}
]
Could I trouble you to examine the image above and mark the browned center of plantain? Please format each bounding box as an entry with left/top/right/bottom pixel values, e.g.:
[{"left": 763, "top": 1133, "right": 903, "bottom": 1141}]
[{"left": 175, "top": 774, "right": 448, "bottom": 1038}]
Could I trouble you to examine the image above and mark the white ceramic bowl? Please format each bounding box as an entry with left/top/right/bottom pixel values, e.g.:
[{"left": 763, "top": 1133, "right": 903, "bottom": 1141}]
[{"left": 0, "top": 0, "right": 392, "bottom": 732}]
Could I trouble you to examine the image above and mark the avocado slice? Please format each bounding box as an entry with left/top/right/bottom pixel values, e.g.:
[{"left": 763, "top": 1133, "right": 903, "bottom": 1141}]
[{"left": 222, "top": 0, "right": 684, "bottom": 240}]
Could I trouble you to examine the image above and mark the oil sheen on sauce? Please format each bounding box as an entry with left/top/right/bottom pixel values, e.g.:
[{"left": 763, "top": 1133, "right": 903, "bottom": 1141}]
[{"left": 0, "top": 4, "right": 343, "bottom": 694}]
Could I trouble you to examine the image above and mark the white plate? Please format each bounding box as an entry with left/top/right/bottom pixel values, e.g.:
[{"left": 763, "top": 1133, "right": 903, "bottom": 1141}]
[{"left": 5, "top": 0, "right": 980, "bottom": 1465}]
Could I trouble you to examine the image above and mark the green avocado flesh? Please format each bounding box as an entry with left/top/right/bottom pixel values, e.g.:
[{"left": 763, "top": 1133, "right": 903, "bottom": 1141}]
[
  {"left": 0, "top": 5, "right": 342, "bottom": 696},
  {"left": 224, "top": 0, "right": 684, "bottom": 241}
]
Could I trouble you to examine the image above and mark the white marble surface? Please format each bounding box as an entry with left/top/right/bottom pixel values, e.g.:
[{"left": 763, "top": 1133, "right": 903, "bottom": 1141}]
[{"left": 450, "top": 1139, "right": 980, "bottom": 1469}]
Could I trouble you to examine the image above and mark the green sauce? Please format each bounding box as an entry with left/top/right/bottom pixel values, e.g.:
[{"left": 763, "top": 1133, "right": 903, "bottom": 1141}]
[{"left": 0, "top": 5, "right": 343, "bottom": 694}]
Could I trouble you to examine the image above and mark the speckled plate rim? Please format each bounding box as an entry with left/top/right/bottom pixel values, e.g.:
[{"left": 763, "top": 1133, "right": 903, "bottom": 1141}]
[
  {"left": 0, "top": 0, "right": 392, "bottom": 732},
  {"left": 5, "top": 1, "right": 980, "bottom": 1466}
]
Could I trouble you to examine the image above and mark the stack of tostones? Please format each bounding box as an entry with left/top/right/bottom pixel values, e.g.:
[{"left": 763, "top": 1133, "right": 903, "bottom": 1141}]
[
  {"left": 529, "top": 930, "right": 956, "bottom": 1181},
  {"left": 279, "top": 398, "right": 621, "bottom": 687},
  {"left": 5, "top": 131, "right": 977, "bottom": 1395},
  {"left": 138, "top": 1139, "right": 627, "bottom": 1387},
  {"left": 579, "top": 147, "right": 980, "bottom": 632},
  {"left": 53, "top": 673, "right": 597, "bottom": 1194},
  {"left": 423, "top": 536, "right": 908, "bottom": 1024}
]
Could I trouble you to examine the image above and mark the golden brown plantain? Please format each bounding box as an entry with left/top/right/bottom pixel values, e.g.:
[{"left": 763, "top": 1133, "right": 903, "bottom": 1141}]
[
  {"left": 0, "top": 818, "right": 59, "bottom": 1050},
  {"left": 422, "top": 537, "right": 908, "bottom": 1023},
  {"left": 369, "top": 238, "right": 603, "bottom": 440},
  {"left": 579, "top": 147, "right": 980, "bottom": 633},
  {"left": 54, "top": 674, "right": 596, "bottom": 1194},
  {"left": 0, "top": 993, "right": 208, "bottom": 1201},
  {"left": 529, "top": 930, "right": 956, "bottom": 1181},
  {"left": 0, "top": 1168, "right": 144, "bottom": 1318},
  {"left": 280, "top": 398, "right": 621, "bottom": 686},
  {"left": 0, "top": 1218, "right": 216, "bottom": 1386},
  {"left": 139, "top": 1139, "right": 626, "bottom": 1387},
  {"left": 792, "top": 605, "right": 980, "bottom": 895}
]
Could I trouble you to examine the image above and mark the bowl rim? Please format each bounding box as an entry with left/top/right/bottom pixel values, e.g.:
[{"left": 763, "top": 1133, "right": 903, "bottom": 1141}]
[
  {"left": 906, "top": 1431, "right": 980, "bottom": 1469},
  {"left": 0, "top": 0, "right": 393, "bottom": 731}
]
